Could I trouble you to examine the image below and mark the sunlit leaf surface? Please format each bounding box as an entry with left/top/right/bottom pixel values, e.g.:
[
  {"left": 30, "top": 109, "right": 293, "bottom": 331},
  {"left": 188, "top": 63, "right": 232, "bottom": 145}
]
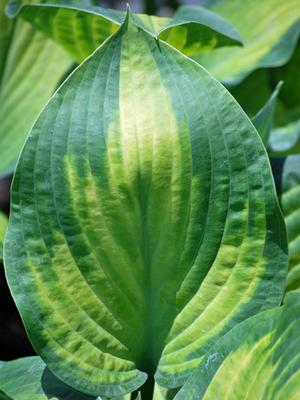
[
  {"left": 195, "top": 0, "right": 300, "bottom": 84},
  {"left": 0, "top": 0, "right": 74, "bottom": 177},
  {"left": 4, "top": 12, "right": 287, "bottom": 397},
  {"left": 7, "top": 1, "right": 241, "bottom": 63},
  {"left": 175, "top": 292, "right": 300, "bottom": 400}
]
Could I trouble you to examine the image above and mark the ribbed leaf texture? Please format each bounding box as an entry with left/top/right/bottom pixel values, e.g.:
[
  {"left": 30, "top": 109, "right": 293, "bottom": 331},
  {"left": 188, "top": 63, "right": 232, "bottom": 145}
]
[
  {"left": 7, "top": 0, "right": 242, "bottom": 64},
  {"left": 281, "top": 156, "right": 300, "bottom": 293},
  {"left": 175, "top": 292, "right": 300, "bottom": 400},
  {"left": 0, "top": 0, "right": 75, "bottom": 177},
  {"left": 195, "top": 0, "right": 300, "bottom": 84},
  {"left": 4, "top": 12, "right": 287, "bottom": 397}
]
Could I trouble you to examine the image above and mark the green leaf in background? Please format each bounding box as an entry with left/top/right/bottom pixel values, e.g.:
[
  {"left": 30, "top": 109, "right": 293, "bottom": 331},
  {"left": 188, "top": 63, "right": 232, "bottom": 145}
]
[
  {"left": 7, "top": 1, "right": 242, "bottom": 64},
  {"left": 230, "top": 70, "right": 272, "bottom": 118},
  {"left": 0, "top": 0, "right": 13, "bottom": 79},
  {"left": 281, "top": 156, "right": 300, "bottom": 293},
  {"left": 269, "top": 120, "right": 300, "bottom": 156},
  {"left": 0, "top": 210, "right": 8, "bottom": 262},
  {"left": 230, "top": 66, "right": 300, "bottom": 156},
  {"left": 175, "top": 292, "right": 300, "bottom": 400},
  {"left": 272, "top": 45, "right": 300, "bottom": 121},
  {"left": 252, "top": 81, "right": 283, "bottom": 146},
  {"left": 0, "top": 357, "right": 99, "bottom": 400},
  {"left": 194, "top": 0, "right": 300, "bottom": 85},
  {"left": 268, "top": 45, "right": 300, "bottom": 156},
  {"left": 155, "top": 5, "right": 242, "bottom": 56},
  {"left": 5, "top": 2, "right": 123, "bottom": 62},
  {"left": 0, "top": 0, "right": 75, "bottom": 178},
  {"left": 4, "top": 11, "right": 287, "bottom": 397}
]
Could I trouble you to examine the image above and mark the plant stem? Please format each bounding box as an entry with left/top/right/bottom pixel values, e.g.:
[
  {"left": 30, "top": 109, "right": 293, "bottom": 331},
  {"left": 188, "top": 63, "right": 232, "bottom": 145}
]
[
  {"left": 141, "top": 376, "right": 155, "bottom": 400},
  {"left": 131, "top": 376, "right": 155, "bottom": 400}
]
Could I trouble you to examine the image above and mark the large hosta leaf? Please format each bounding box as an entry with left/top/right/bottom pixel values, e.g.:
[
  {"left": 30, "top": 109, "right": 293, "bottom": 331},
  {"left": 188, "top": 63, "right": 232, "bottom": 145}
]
[
  {"left": 4, "top": 12, "right": 287, "bottom": 397},
  {"left": 0, "top": 357, "right": 98, "bottom": 400},
  {"left": 0, "top": 0, "right": 75, "bottom": 178},
  {"left": 195, "top": 0, "right": 300, "bottom": 84},
  {"left": 7, "top": 1, "right": 242, "bottom": 64},
  {"left": 281, "top": 156, "right": 300, "bottom": 293},
  {"left": 175, "top": 292, "right": 300, "bottom": 400}
]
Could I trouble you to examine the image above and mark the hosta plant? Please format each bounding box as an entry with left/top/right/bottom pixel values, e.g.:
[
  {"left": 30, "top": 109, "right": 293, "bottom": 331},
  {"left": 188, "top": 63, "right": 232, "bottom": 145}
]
[
  {"left": 3, "top": 0, "right": 300, "bottom": 399},
  {"left": 3, "top": 6, "right": 288, "bottom": 400}
]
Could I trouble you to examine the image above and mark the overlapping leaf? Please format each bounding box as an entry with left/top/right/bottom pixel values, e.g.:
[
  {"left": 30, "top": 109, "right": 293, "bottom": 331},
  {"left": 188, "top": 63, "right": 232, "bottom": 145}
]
[
  {"left": 281, "top": 156, "right": 300, "bottom": 293},
  {"left": 194, "top": 0, "right": 300, "bottom": 84},
  {"left": 7, "top": 1, "right": 242, "bottom": 64},
  {"left": 4, "top": 12, "right": 287, "bottom": 397},
  {"left": 0, "top": 357, "right": 99, "bottom": 400},
  {"left": 157, "top": 5, "right": 242, "bottom": 56},
  {"left": 175, "top": 292, "right": 300, "bottom": 400}
]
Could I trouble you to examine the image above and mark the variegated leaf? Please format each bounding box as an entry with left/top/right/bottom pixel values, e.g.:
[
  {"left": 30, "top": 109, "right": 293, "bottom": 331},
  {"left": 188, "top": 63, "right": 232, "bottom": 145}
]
[
  {"left": 195, "top": 0, "right": 300, "bottom": 85},
  {"left": 0, "top": 0, "right": 75, "bottom": 177},
  {"left": 6, "top": 1, "right": 242, "bottom": 64},
  {"left": 4, "top": 12, "right": 287, "bottom": 398},
  {"left": 175, "top": 292, "right": 300, "bottom": 400},
  {"left": 281, "top": 156, "right": 300, "bottom": 293}
]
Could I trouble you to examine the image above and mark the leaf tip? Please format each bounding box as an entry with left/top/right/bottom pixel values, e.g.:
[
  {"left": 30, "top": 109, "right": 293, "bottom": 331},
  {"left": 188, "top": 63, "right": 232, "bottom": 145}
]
[
  {"left": 276, "top": 80, "right": 284, "bottom": 91},
  {"left": 121, "top": 2, "right": 135, "bottom": 30},
  {"left": 124, "top": 2, "right": 134, "bottom": 22}
]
